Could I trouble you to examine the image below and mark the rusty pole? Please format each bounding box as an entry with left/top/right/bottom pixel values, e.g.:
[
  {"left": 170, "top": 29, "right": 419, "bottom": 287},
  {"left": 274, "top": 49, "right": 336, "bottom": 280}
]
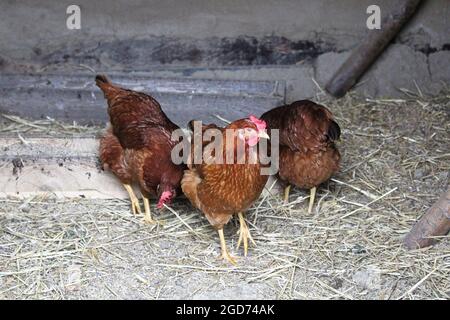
[{"left": 325, "top": 0, "right": 423, "bottom": 98}]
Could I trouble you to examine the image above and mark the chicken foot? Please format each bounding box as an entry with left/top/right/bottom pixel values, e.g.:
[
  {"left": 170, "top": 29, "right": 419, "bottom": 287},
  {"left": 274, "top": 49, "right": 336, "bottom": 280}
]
[
  {"left": 308, "top": 187, "right": 317, "bottom": 214},
  {"left": 142, "top": 196, "right": 157, "bottom": 224},
  {"left": 283, "top": 185, "right": 291, "bottom": 203},
  {"left": 218, "top": 228, "right": 237, "bottom": 265},
  {"left": 236, "top": 212, "right": 256, "bottom": 256},
  {"left": 123, "top": 184, "right": 142, "bottom": 215}
]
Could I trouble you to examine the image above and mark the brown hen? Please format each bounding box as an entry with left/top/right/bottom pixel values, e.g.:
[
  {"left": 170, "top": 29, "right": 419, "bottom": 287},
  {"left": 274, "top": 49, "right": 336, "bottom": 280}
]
[
  {"left": 261, "top": 100, "right": 341, "bottom": 213},
  {"left": 97, "top": 75, "right": 185, "bottom": 223},
  {"left": 182, "top": 116, "right": 270, "bottom": 264}
]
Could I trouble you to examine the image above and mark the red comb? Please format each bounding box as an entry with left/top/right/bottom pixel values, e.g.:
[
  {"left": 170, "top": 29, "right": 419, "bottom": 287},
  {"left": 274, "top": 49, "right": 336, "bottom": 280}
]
[{"left": 249, "top": 115, "right": 267, "bottom": 131}]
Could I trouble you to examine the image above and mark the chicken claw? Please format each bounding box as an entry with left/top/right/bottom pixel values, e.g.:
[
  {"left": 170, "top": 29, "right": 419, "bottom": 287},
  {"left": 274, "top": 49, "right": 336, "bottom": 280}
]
[
  {"left": 218, "top": 229, "right": 237, "bottom": 265},
  {"left": 236, "top": 212, "right": 256, "bottom": 256},
  {"left": 123, "top": 184, "right": 142, "bottom": 215}
]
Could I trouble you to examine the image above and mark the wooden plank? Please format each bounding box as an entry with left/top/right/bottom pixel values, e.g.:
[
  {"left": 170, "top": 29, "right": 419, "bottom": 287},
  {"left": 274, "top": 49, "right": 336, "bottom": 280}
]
[
  {"left": 0, "top": 73, "right": 285, "bottom": 126},
  {"left": 0, "top": 87, "right": 283, "bottom": 126},
  {"left": 0, "top": 136, "right": 128, "bottom": 199},
  {"left": 0, "top": 136, "right": 282, "bottom": 199},
  {"left": 0, "top": 159, "right": 129, "bottom": 199},
  {"left": 404, "top": 188, "right": 450, "bottom": 249},
  {"left": 0, "top": 73, "right": 285, "bottom": 98}
]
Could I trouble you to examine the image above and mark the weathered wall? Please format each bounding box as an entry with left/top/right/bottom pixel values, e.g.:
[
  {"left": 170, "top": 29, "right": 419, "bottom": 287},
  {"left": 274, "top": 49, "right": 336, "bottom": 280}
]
[{"left": 0, "top": 0, "right": 449, "bottom": 98}]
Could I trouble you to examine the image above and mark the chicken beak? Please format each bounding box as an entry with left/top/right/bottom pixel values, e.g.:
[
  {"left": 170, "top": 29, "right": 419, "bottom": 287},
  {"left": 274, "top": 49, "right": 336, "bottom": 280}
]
[{"left": 258, "top": 130, "right": 270, "bottom": 139}]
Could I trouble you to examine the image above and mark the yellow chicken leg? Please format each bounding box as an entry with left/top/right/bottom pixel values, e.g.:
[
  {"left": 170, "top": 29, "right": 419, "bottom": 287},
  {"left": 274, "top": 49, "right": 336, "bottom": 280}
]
[
  {"left": 236, "top": 212, "right": 256, "bottom": 256},
  {"left": 283, "top": 185, "right": 291, "bottom": 203},
  {"left": 123, "top": 184, "right": 142, "bottom": 215},
  {"left": 218, "top": 228, "right": 237, "bottom": 265},
  {"left": 308, "top": 187, "right": 317, "bottom": 214},
  {"left": 142, "top": 196, "right": 156, "bottom": 224}
]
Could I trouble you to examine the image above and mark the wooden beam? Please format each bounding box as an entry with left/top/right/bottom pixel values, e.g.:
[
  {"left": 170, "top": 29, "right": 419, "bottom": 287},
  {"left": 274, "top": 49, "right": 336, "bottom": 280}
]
[
  {"left": 404, "top": 188, "right": 450, "bottom": 249},
  {"left": 0, "top": 73, "right": 285, "bottom": 126},
  {"left": 0, "top": 135, "right": 283, "bottom": 200},
  {"left": 0, "top": 136, "right": 127, "bottom": 199},
  {"left": 325, "top": 0, "right": 423, "bottom": 97},
  {"left": 0, "top": 73, "right": 284, "bottom": 98}
]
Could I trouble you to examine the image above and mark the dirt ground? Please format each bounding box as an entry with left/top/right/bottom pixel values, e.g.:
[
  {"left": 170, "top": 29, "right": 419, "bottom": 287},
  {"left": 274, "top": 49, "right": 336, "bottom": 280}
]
[{"left": 0, "top": 91, "right": 449, "bottom": 300}]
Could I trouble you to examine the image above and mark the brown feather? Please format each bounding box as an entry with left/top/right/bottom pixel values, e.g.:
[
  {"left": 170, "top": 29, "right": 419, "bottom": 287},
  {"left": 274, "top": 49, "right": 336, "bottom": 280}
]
[
  {"left": 182, "top": 119, "right": 268, "bottom": 229},
  {"left": 97, "top": 75, "right": 185, "bottom": 203},
  {"left": 261, "top": 100, "right": 341, "bottom": 190}
]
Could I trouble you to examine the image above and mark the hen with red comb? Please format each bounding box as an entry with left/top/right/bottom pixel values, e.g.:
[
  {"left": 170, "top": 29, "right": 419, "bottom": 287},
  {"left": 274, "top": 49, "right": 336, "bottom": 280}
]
[{"left": 182, "top": 115, "right": 270, "bottom": 265}]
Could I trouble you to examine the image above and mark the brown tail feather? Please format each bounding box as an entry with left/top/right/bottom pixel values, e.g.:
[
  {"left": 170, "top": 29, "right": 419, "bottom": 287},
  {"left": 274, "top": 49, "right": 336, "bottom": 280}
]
[
  {"left": 95, "top": 74, "right": 110, "bottom": 85},
  {"left": 95, "top": 74, "right": 119, "bottom": 99}
]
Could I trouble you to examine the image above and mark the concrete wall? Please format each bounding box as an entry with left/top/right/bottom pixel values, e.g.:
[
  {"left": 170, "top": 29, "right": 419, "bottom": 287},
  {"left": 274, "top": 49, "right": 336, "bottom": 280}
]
[{"left": 1, "top": 0, "right": 449, "bottom": 98}]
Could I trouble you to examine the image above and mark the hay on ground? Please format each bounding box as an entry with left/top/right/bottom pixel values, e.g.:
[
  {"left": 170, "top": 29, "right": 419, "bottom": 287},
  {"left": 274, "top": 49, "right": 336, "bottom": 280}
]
[{"left": 0, "top": 89, "right": 449, "bottom": 299}]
